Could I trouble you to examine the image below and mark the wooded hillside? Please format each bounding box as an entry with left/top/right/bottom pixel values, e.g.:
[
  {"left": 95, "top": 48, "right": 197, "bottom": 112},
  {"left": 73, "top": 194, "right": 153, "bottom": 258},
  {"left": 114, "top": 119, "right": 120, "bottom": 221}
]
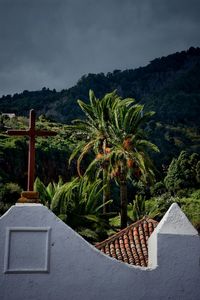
[{"left": 1, "top": 47, "right": 200, "bottom": 169}]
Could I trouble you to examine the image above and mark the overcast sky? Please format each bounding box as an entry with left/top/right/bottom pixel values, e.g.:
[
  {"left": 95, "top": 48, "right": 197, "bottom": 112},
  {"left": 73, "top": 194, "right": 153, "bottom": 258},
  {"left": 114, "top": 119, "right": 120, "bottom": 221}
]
[{"left": 0, "top": 0, "right": 200, "bottom": 96}]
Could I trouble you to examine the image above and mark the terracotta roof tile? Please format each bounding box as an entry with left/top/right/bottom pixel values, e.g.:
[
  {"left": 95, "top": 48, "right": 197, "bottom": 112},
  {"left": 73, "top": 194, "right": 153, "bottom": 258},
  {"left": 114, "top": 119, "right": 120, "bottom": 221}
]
[{"left": 95, "top": 218, "right": 158, "bottom": 267}]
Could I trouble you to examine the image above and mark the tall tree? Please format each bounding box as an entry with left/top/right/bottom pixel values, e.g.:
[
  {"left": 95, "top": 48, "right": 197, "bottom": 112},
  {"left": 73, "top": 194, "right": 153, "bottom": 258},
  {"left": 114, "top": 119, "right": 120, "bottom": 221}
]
[
  {"left": 104, "top": 101, "right": 159, "bottom": 228},
  {"left": 66, "top": 90, "right": 159, "bottom": 228},
  {"left": 164, "top": 151, "right": 200, "bottom": 193},
  {"left": 67, "top": 90, "right": 133, "bottom": 212}
]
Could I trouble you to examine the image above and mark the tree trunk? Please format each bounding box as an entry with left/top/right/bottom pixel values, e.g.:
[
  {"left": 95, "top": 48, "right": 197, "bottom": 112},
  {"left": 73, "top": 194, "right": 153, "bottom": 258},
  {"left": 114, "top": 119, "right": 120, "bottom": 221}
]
[
  {"left": 120, "top": 179, "right": 127, "bottom": 229},
  {"left": 103, "top": 168, "right": 110, "bottom": 214}
]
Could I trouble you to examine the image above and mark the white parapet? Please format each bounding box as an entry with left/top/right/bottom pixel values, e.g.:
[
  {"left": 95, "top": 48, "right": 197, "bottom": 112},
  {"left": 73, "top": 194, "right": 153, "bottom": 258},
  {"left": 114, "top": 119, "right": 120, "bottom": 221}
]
[
  {"left": 0, "top": 202, "right": 199, "bottom": 300},
  {"left": 148, "top": 202, "right": 199, "bottom": 267},
  {"left": 153, "top": 203, "right": 198, "bottom": 235}
]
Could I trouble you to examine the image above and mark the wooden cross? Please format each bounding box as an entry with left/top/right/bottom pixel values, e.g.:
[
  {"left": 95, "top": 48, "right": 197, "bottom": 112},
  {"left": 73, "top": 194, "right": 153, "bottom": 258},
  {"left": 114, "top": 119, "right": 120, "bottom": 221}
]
[{"left": 7, "top": 109, "right": 57, "bottom": 191}]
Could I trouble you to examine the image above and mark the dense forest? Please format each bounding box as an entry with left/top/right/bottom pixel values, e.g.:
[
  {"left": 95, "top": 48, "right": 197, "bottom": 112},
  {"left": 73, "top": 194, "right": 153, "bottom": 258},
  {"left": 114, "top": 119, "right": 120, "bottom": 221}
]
[
  {"left": 1, "top": 47, "right": 200, "bottom": 168},
  {"left": 1, "top": 46, "right": 200, "bottom": 126},
  {"left": 0, "top": 47, "right": 200, "bottom": 240}
]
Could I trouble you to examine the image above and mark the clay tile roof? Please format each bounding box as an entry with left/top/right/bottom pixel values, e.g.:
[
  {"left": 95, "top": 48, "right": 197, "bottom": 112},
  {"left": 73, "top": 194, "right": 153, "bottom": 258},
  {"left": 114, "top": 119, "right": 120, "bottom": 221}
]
[{"left": 95, "top": 217, "right": 158, "bottom": 267}]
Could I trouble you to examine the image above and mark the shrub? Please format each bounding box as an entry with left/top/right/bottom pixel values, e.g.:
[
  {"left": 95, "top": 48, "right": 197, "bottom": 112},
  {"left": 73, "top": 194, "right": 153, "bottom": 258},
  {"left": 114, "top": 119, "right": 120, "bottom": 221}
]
[
  {"left": 0, "top": 182, "right": 22, "bottom": 203},
  {"left": 191, "top": 189, "right": 200, "bottom": 200},
  {"left": 0, "top": 182, "right": 22, "bottom": 216}
]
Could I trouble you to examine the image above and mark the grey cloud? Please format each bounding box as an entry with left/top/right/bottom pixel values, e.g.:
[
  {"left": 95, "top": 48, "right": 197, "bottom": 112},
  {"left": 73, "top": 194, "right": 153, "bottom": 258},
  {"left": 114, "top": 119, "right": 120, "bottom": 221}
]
[{"left": 0, "top": 0, "right": 199, "bottom": 96}]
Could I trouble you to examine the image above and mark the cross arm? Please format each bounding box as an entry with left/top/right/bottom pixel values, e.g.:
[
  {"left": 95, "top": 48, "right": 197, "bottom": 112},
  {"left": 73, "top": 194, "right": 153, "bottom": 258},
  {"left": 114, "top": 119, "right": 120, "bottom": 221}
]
[
  {"left": 6, "top": 129, "right": 29, "bottom": 136},
  {"left": 35, "top": 130, "right": 57, "bottom": 137}
]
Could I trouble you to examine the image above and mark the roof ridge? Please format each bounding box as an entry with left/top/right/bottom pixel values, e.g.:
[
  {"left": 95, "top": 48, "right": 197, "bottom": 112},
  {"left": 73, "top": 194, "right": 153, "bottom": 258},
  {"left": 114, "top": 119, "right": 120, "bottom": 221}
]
[{"left": 95, "top": 217, "right": 157, "bottom": 249}]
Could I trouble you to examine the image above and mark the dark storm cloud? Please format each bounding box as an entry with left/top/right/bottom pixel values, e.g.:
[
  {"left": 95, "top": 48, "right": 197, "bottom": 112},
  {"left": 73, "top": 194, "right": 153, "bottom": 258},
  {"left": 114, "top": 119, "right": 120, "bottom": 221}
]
[{"left": 0, "top": 0, "right": 200, "bottom": 96}]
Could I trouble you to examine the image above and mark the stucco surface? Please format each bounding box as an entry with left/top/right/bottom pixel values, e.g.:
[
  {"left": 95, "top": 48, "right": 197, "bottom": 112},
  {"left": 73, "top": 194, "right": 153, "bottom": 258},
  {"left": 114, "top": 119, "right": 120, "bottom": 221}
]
[
  {"left": 0, "top": 203, "right": 199, "bottom": 300},
  {"left": 155, "top": 203, "right": 198, "bottom": 235}
]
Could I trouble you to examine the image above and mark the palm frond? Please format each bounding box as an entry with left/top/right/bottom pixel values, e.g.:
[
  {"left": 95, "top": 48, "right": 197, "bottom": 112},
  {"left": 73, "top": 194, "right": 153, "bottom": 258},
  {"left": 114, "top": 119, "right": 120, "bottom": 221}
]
[
  {"left": 137, "top": 140, "right": 160, "bottom": 153},
  {"left": 77, "top": 140, "right": 95, "bottom": 176},
  {"left": 77, "top": 227, "right": 99, "bottom": 241},
  {"left": 89, "top": 89, "right": 98, "bottom": 109},
  {"left": 69, "top": 141, "right": 85, "bottom": 165},
  {"left": 34, "top": 177, "right": 50, "bottom": 205},
  {"left": 77, "top": 100, "right": 96, "bottom": 122}
]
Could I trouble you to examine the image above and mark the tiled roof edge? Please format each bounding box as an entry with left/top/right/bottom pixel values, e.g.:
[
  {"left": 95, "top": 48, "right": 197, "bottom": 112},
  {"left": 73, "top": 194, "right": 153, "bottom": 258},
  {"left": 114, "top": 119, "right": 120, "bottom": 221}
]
[{"left": 95, "top": 217, "right": 158, "bottom": 249}]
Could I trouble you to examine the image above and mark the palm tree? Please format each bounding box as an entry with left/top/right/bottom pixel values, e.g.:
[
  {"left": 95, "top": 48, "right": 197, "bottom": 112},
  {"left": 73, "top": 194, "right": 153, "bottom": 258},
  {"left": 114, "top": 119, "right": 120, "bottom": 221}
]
[
  {"left": 66, "top": 90, "right": 133, "bottom": 213},
  {"left": 35, "top": 175, "right": 112, "bottom": 242},
  {"left": 50, "top": 176, "right": 112, "bottom": 242},
  {"left": 66, "top": 90, "right": 159, "bottom": 229},
  {"left": 34, "top": 176, "right": 63, "bottom": 208},
  {"left": 105, "top": 102, "right": 159, "bottom": 228},
  {"left": 84, "top": 98, "right": 159, "bottom": 228}
]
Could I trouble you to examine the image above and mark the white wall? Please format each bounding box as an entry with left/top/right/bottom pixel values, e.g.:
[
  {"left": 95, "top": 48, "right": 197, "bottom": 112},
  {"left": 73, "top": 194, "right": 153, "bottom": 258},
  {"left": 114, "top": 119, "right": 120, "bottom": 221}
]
[{"left": 0, "top": 203, "right": 199, "bottom": 300}]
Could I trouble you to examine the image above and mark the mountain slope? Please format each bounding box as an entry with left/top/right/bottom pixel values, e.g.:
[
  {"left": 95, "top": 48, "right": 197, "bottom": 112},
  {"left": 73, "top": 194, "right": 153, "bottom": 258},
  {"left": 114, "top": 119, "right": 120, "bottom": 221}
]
[
  {"left": 1, "top": 47, "right": 200, "bottom": 168},
  {"left": 0, "top": 47, "right": 200, "bottom": 126}
]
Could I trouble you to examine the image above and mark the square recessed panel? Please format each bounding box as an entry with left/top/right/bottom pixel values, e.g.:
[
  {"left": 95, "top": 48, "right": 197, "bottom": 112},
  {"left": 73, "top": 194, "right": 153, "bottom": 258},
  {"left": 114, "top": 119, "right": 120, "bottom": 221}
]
[{"left": 4, "top": 227, "right": 51, "bottom": 273}]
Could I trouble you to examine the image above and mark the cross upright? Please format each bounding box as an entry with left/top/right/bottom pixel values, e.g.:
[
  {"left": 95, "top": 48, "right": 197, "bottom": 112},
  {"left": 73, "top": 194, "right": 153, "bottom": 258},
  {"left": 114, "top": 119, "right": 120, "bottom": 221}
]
[{"left": 7, "top": 109, "right": 57, "bottom": 192}]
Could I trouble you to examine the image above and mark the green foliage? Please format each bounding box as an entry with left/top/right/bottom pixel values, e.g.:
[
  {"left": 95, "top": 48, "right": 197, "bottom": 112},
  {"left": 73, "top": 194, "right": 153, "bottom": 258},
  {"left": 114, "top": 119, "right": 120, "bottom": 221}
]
[
  {"left": 51, "top": 176, "right": 111, "bottom": 215},
  {"left": 145, "top": 194, "right": 180, "bottom": 220},
  {"left": 196, "top": 161, "right": 200, "bottom": 183},
  {"left": 0, "top": 182, "right": 22, "bottom": 216},
  {"left": 191, "top": 189, "right": 200, "bottom": 200},
  {"left": 66, "top": 90, "right": 158, "bottom": 229},
  {"left": 164, "top": 151, "right": 200, "bottom": 193},
  {"left": 34, "top": 176, "right": 113, "bottom": 242},
  {"left": 34, "top": 177, "right": 63, "bottom": 207},
  {"left": 180, "top": 198, "right": 200, "bottom": 230},
  {"left": 127, "top": 195, "right": 146, "bottom": 222},
  {"left": 0, "top": 182, "right": 21, "bottom": 203},
  {"left": 49, "top": 176, "right": 112, "bottom": 242},
  {"left": 1, "top": 47, "right": 200, "bottom": 186},
  {"left": 0, "top": 88, "right": 60, "bottom": 120},
  {"left": 0, "top": 115, "right": 75, "bottom": 188},
  {"left": 150, "top": 181, "right": 166, "bottom": 196},
  {"left": 147, "top": 122, "right": 200, "bottom": 174},
  {"left": 109, "top": 215, "right": 121, "bottom": 228},
  {"left": 1, "top": 48, "right": 200, "bottom": 129},
  {"left": 144, "top": 190, "right": 200, "bottom": 231},
  {"left": 111, "top": 189, "right": 200, "bottom": 232},
  {"left": 1, "top": 47, "right": 200, "bottom": 239},
  {"left": 164, "top": 158, "right": 181, "bottom": 192}
]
